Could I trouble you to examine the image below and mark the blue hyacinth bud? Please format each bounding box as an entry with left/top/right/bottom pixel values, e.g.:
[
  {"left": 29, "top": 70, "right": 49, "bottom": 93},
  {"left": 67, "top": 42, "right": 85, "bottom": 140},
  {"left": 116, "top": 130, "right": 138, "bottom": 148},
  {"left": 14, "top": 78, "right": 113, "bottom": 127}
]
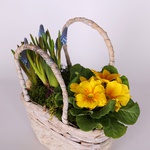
[
  {"left": 60, "top": 27, "right": 68, "bottom": 45},
  {"left": 38, "top": 24, "right": 45, "bottom": 37},
  {"left": 20, "top": 38, "right": 30, "bottom": 69},
  {"left": 24, "top": 37, "right": 28, "bottom": 44}
]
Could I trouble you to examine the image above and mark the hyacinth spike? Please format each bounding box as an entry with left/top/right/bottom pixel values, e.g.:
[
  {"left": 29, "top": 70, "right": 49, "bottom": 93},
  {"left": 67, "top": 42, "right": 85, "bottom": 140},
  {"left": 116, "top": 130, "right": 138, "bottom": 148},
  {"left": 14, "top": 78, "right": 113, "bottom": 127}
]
[
  {"left": 20, "top": 38, "right": 30, "bottom": 68},
  {"left": 38, "top": 24, "right": 45, "bottom": 37},
  {"left": 60, "top": 27, "right": 68, "bottom": 45},
  {"left": 20, "top": 50, "right": 30, "bottom": 69},
  {"left": 24, "top": 37, "right": 28, "bottom": 44}
]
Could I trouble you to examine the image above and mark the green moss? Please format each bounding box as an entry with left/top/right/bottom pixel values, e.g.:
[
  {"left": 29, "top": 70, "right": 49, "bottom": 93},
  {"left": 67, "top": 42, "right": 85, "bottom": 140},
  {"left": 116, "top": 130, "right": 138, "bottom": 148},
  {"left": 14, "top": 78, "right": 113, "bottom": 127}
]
[
  {"left": 28, "top": 80, "right": 63, "bottom": 119},
  {"left": 28, "top": 82, "right": 47, "bottom": 106}
]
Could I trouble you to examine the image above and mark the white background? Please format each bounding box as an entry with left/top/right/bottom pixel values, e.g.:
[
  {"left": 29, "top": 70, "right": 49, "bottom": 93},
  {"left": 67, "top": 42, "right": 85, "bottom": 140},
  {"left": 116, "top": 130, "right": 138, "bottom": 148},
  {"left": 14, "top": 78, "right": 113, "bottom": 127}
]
[{"left": 0, "top": 0, "right": 150, "bottom": 149}]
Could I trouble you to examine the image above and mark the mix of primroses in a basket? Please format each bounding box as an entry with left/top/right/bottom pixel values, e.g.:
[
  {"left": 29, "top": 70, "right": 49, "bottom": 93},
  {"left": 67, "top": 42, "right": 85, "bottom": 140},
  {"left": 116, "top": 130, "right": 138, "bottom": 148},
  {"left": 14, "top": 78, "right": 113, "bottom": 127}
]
[{"left": 12, "top": 25, "right": 140, "bottom": 139}]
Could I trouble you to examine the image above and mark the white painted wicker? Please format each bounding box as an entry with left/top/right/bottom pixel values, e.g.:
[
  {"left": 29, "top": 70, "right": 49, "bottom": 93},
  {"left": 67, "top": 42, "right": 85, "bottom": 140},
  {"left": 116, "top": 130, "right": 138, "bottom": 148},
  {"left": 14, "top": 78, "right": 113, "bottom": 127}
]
[{"left": 14, "top": 17, "right": 114, "bottom": 150}]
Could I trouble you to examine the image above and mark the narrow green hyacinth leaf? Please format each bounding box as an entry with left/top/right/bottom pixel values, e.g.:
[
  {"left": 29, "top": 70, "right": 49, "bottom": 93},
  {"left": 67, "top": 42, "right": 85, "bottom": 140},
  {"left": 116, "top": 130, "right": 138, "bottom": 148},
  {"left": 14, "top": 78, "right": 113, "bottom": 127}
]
[
  {"left": 30, "top": 34, "right": 36, "bottom": 45},
  {"left": 43, "top": 60, "right": 59, "bottom": 87}
]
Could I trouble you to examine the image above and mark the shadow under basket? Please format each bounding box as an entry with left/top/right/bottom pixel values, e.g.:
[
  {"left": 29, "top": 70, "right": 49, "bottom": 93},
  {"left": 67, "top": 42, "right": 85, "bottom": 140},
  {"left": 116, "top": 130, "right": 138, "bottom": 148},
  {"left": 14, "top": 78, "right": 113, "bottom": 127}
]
[
  {"left": 14, "top": 17, "right": 115, "bottom": 150},
  {"left": 21, "top": 94, "right": 112, "bottom": 150}
]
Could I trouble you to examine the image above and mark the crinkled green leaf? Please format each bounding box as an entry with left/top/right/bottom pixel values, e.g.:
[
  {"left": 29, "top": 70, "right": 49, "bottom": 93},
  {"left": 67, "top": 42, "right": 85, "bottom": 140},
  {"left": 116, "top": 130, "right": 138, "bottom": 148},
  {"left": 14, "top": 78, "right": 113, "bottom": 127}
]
[
  {"left": 55, "top": 93, "right": 63, "bottom": 107},
  {"left": 68, "top": 96, "right": 75, "bottom": 104},
  {"left": 114, "top": 99, "right": 140, "bottom": 125},
  {"left": 102, "top": 65, "right": 118, "bottom": 74},
  {"left": 120, "top": 75, "right": 130, "bottom": 88},
  {"left": 70, "top": 64, "right": 84, "bottom": 80},
  {"left": 70, "top": 108, "right": 93, "bottom": 116},
  {"left": 80, "top": 68, "right": 94, "bottom": 79},
  {"left": 103, "top": 117, "right": 127, "bottom": 138},
  {"left": 76, "top": 115, "right": 98, "bottom": 131},
  {"left": 90, "top": 100, "right": 116, "bottom": 119},
  {"left": 70, "top": 64, "right": 93, "bottom": 81},
  {"left": 95, "top": 115, "right": 110, "bottom": 128}
]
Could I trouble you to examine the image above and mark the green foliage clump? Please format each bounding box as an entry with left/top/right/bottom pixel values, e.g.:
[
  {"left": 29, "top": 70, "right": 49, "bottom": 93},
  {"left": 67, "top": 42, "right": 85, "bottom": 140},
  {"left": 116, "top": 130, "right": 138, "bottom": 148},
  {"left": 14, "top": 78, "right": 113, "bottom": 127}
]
[
  {"left": 28, "top": 80, "right": 63, "bottom": 120},
  {"left": 28, "top": 81, "right": 47, "bottom": 106}
]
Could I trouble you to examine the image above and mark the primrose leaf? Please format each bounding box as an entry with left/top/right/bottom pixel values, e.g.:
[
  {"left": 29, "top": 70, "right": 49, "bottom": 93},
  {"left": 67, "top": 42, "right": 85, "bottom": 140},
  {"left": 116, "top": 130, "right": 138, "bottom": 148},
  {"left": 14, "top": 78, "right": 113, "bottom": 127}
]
[
  {"left": 55, "top": 93, "right": 63, "bottom": 107},
  {"left": 120, "top": 75, "right": 130, "bottom": 88},
  {"left": 90, "top": 100, "right": 116, "bottom": 119},
  {"left": 114, "top": 99, "right": 140, "bottom": 125},
  {"left": 80, "top": 68, "right": 94, "bottom": 79},
  {"left": 70, "top": 108, "right": 93, "bottom": 116},
  {"left": 76, "top": 115, "right": 98, "bottom": 131},
  {"left": 68, "top": 96, "right": 75, "bottom": 104},
  {"left": 102, "top": 65, "right": 118, "bottom": 74},
  {"left": 70, "top": 64, "right": 84, "bottom": 80},
  {"left": 103, "top": 117, "right": 127, "bottom": 138}
]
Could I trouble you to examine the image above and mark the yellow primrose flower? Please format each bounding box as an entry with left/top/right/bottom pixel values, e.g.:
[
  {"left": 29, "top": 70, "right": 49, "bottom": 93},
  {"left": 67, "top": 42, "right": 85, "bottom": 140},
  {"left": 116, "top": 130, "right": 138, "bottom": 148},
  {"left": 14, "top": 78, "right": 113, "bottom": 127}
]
[
  {"left": 70, "top": 76, "right": 107, "bottom": 110},
  {"left": 92, "top": 69, "right": 120, "bottom": 83},
  {"left": 105, "top": 81, "right": 130, "bottom": 112}
]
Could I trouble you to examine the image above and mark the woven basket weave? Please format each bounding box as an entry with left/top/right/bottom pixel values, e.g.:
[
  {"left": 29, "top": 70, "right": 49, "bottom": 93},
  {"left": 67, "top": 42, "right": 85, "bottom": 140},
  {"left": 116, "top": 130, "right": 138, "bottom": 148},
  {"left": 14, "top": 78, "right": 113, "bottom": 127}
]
[{"left": 14, "top": 17, "right": 115, "bottom": 150}]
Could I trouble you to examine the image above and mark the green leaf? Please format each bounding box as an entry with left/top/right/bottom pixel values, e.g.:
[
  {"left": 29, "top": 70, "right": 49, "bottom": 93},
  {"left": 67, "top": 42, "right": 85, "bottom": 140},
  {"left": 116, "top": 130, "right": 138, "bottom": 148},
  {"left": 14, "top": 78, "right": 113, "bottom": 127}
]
[
  {"left": 43, "top": 60, "right": 59, "bottom": 87},
  {"left": 39, "top": 37, "right": 44, "bottom": 49},
  {"left": 70, "top": 108, "right": 93, "bottom": 116},
  {"left": 90, "top": 100, "right": 116, "bottom": 119},
  {"left": 55, "top": 93, "right": 63, "bottom": 107},
  {"left": 30, "top": 34, "right": 36, "bottom": 45},
  {"left": 96, "top": 115, "right": 110, "bottom": 128},
  {"left": 80, "top": 68, "right": 94, "bottom": 79},
  {"left": 72, "top": 99, "right": 80, "bottom": 109},
  {"left": 68, "top": 96, "right": 81, "bottom": 109},
  {"left": 102, "top": 65, "right": 118, "bottom": 74},
  {"left": 26, "top": 51, "right": 48, "bottom": 86},
  {"left": 70, "top": 64, "right": 84, "bottom": 80},
  {"left": 121, "top": 75, "right": 130, "bottom": 88},
  {"left": 11, "top": 49, "right": 15, "bottom": 55},
  {"left": 70, "top": 64, "right": 93, "bottom": 81},
  {"left": 76, "top": 115, "right": 98, "bottom": 131},
  {"left": 114, "top": 99, "right": 140, "bottom": 125},
  {"left": 103, "top": 117, "right": 127, "bottom": 138}
]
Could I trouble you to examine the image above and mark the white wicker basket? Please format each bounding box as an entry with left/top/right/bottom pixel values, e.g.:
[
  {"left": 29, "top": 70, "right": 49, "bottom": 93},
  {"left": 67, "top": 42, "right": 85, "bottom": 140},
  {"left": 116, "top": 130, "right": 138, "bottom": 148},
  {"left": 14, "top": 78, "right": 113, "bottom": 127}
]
[{"left": 14, "top": 17, "right": 114, "bottom": 150}]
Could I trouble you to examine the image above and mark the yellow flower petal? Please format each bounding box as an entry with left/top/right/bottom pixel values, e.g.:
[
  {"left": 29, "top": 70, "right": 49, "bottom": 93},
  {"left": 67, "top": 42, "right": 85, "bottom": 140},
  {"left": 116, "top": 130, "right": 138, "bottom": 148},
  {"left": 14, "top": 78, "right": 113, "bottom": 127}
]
[
  {"left": 92, "top": 69, "right": 120, "bottom": 83},
  {"left": 70, "top": 83, "right": 79, "bottom": 93},
  {"left": 103, "top": 69, "right": 110, "bottom": 78},
  {"left": 80, "top": 76, "right": 87, "bottom": 81},
  {"left": 106, "top": 81, "right": 131, "bottom": 111},
  {"left": 70, "top": 76, "right": 107, "bottom": 110},
  {"left": 96, "top": 93, "right": 107, "bottom": 107},
  {"left": 76, "top": 94, "right": 98, "bottom": 110}
]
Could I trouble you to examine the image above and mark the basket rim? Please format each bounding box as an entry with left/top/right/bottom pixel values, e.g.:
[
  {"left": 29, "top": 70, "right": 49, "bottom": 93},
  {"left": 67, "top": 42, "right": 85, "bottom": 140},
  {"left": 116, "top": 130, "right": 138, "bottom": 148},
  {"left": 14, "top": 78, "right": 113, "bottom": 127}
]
[{"left": 21, "top": 93, "right": 110, "bottom": 145}]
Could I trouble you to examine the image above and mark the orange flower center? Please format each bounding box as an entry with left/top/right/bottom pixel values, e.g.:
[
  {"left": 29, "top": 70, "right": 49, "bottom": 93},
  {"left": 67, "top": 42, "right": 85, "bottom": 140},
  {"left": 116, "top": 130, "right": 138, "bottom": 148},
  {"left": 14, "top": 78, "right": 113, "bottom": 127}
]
[{"left": 87, "top": 93, "right": 94, "bottom": 99}]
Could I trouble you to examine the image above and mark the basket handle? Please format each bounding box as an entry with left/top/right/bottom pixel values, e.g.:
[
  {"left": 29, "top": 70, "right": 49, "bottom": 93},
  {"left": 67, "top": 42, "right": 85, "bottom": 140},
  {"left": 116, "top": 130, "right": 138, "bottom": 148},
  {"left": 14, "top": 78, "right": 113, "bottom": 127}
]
[
  {"left": 62, "top": 17, "right": 115, "bottom": 67},
  {"left": 14, "top": 44, "right": 68, "bottom": 124},
  {"left": 14, "top": 18, "right": 115, "bottom": 126}
]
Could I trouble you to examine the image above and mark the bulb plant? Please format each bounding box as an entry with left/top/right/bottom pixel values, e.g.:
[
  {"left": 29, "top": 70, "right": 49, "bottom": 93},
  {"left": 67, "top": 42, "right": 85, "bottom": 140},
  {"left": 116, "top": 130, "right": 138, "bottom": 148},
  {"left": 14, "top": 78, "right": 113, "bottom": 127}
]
[{"left": 12, "top": 25, "right": 140, "bottom": 139}]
